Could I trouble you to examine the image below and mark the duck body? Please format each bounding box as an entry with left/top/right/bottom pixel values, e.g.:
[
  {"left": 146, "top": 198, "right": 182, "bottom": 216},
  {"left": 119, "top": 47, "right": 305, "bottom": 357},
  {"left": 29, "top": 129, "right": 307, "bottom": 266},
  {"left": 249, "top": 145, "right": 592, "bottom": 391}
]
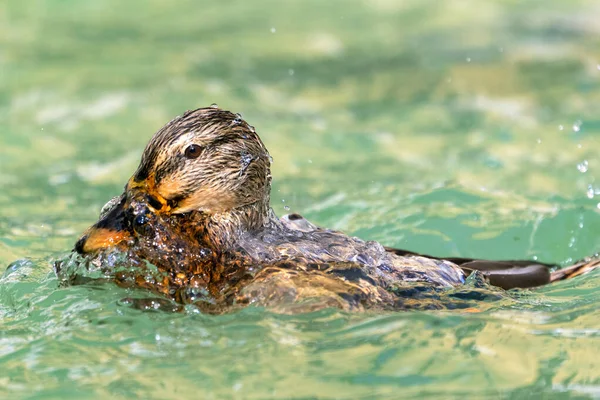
[
  {"left": 68, "top": 190, "right": 465, "bottom": 312},
  {"left": 57, "top": 106, "right": 598, "bottom": 313}
]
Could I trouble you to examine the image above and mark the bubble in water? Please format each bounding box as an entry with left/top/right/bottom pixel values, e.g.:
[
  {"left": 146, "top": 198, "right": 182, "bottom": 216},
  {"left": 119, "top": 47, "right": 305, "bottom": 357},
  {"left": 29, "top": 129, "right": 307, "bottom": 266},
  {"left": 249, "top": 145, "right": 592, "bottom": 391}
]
[
  {"left": 558, "top": 125, "right": 564, "bottom": 131},
  {"left": 466, "top": 57, "right": 471, "bottom": 62},
  {"left": 573, "top": 120, "right": 582, "bottom": 132},
  {"left": 210, "top": 103, "right": 219, "bottom": 108},
  {"left": 270, "top": 27, "right": 276, "bottom": 33},
  {"left": 536, "top": 138, "right": 541, "bottom": 144},
  {"left": 577, "top": 160, "right": 588, "bottom": 173},
  {"left": 288, "top": 69, "right": 295, "bottom": 76},
  {"left": 284, "top": 205, "right": 290, "bottom": 211}
]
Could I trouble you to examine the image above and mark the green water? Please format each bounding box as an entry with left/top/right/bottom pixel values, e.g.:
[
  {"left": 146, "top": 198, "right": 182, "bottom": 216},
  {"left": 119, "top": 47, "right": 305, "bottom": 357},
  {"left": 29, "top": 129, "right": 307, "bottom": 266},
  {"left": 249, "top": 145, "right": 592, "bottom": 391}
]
[{"left": 2, "top": 0, "right": 600, "bottom": 398}]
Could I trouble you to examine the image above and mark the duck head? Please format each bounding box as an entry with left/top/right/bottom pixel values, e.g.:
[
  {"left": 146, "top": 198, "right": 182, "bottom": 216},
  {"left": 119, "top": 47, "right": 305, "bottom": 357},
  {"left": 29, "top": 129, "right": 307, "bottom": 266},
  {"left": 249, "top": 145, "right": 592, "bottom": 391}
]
[{"left": 75, "top": 107, "right": 272, "bottom": 255}]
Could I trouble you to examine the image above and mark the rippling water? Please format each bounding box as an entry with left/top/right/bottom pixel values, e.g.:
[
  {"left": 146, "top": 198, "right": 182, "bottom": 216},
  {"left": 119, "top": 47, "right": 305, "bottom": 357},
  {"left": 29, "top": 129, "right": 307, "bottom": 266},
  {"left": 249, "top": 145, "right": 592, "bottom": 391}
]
[{"left": 2, "top": 0, "right": 600, "bottom": 398}]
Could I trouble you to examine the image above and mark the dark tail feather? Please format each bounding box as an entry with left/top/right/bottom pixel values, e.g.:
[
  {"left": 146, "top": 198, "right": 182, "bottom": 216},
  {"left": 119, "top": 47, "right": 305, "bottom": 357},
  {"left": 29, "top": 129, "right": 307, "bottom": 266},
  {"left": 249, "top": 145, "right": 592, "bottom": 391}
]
[{"left": 550, "top": 257, "right": 600, "bottom": 283}]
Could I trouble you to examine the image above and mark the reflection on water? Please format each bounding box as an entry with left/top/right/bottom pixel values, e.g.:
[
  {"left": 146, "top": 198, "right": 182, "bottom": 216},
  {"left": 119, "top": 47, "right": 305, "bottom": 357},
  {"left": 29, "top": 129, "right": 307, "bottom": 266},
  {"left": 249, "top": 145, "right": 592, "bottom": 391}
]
[{"left": 1, "top": 0, "right": 600, "bottom": 398}]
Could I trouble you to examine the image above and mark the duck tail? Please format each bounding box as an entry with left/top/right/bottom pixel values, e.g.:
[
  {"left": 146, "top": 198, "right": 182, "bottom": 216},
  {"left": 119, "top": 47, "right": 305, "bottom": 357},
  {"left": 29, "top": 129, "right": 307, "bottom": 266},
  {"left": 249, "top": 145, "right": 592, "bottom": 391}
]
[{"left": 550, "top": 257, "right": 600, "bottom": 283}]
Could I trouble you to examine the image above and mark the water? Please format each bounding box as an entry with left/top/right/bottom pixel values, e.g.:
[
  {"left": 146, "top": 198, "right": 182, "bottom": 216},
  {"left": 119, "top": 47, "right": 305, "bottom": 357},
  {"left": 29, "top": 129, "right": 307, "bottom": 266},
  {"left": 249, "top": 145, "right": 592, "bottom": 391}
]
[{"left": 1, "top": 0, "right": 600, "bottom": 398}]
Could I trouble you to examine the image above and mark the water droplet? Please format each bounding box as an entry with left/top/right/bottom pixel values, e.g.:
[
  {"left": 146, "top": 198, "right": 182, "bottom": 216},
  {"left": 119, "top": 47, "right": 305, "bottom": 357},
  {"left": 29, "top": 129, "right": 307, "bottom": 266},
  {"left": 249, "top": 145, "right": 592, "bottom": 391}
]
[
  {"left": 577, "top": 160, "right": 588, "bottom": 173},
  {"left": 199, "top": 248, "right": 212, "bottom": 259},
  {"left": 239, "top": 152, "right": 254, "bottom": 176},
  {"left": 210, "top": 103, "right": 218, "bottom": 108},
  {"left": 536, "top": 138, "right": 541, "bottom": 144},
  {"left": 281, "top": 199, "right": 285, "bottom": 203},
  {"left": 155, "top": 334, "right": 161, "bottom": 341},
  {"left": 466, "top": 57, "right": 471, "bottom": 62},
  {"left": 587, "top": 185, "right": 595, "bottom": 199},
  {"left": 232, "top": 113, "right": 243, "bottom": 126},
  {"left": 270, "top": 27, "right": 276, "bottom": 33},
  {"left": 288, "top": 69, "right": 295, "bottom": 76},
  {"left": 558, "top": 125, "right": 564, "bottom": 131},
  {"left": 532, "top": 255, "right": 538, "bottom": 261},
  {"left": 573, "top": 120, "right": 582, "bottom": 132},
  {"left": 284, "top": 205, "right": 290, "bottom": 211},
  {"left": 307, "top": 159, "right": 313, "bottom": 164},
  {"left": 596, "top": 202, "right": 600, "bottom": 210}
]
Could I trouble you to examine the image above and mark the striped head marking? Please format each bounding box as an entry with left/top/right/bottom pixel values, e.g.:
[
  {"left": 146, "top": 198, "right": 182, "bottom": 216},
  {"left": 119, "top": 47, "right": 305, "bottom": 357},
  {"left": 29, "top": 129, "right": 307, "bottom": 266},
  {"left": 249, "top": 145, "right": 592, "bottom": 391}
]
[{"left": 129, "top": 107, "right": 272, "bottom": 214}]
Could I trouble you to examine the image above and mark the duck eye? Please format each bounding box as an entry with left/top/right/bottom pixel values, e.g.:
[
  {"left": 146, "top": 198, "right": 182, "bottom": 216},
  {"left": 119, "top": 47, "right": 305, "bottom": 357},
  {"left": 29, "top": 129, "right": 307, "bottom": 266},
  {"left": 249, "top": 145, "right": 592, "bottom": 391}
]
[{"left": 184, "top": 144, "right": 203, "bottom": 159}]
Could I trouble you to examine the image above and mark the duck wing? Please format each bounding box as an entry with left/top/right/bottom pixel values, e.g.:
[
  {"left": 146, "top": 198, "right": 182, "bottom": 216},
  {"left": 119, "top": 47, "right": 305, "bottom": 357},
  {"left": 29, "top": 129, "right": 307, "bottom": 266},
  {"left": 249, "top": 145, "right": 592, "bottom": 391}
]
[
  {"left": 383, "top": 247, "right": 553, "bottom": 290},
  {"left": 279, "top": 213, "right": 599, "bottom": 290}
]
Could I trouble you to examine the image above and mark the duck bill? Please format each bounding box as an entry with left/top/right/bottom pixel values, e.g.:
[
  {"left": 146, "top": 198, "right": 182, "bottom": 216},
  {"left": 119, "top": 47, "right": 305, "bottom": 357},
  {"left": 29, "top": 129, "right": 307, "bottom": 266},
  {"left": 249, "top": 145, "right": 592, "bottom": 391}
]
[
  {"left": 74, "top": 177, "right": 171, "bottom": 255},
  {"left": 74, "top": 194, "right": 132, "bottom": 254}
]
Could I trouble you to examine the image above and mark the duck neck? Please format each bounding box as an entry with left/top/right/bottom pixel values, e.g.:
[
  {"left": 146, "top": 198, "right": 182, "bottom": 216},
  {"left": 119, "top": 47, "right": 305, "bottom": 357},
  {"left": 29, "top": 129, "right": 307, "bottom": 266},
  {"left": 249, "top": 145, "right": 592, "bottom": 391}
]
[{"left": 205, "top": 197, "right": 273, "bottom": 250}]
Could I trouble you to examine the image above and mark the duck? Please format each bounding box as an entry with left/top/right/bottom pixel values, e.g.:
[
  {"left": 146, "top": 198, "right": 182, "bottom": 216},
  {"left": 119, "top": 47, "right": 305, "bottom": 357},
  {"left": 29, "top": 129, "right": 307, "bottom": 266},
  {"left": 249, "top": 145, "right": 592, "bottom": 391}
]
[{"left": 56, "top": 106, "right": 600, "bottom": 313}]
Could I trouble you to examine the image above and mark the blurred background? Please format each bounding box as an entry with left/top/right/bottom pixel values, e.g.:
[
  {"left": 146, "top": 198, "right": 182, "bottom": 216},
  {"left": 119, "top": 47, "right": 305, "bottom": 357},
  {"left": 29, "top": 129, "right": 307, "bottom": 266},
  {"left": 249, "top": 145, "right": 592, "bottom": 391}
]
[
  {"left": 1, "top": 1, "right": 600, "bottom": 398},
  {"left": 2, "top": 0, "right": 600, "bottom": 262}
]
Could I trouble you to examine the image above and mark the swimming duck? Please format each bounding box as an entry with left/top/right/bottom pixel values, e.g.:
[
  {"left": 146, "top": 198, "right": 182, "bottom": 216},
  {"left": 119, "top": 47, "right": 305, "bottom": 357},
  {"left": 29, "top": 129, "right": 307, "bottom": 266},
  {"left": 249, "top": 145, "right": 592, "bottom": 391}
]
[{"left": 58, "top": 107, "right": 600, "bottom": 312}]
